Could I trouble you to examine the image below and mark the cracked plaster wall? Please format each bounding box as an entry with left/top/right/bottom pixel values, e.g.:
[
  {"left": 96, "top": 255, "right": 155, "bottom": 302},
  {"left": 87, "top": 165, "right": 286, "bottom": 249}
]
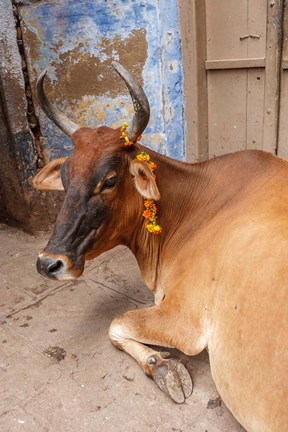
[{"left": 17, "top": 0, "right": 185, "bottom": 161}]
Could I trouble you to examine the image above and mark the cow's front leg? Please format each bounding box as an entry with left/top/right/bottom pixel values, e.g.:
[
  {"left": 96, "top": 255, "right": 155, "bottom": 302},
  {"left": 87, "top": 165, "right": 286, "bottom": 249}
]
[{"left": 108, "top": 305, "right": 194, "bottom": 403}]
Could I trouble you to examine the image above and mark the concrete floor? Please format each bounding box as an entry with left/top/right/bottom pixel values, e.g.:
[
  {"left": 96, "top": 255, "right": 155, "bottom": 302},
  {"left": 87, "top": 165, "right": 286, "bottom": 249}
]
[{"left": 0, "top": 224, "right": 245, "bottom": 432}]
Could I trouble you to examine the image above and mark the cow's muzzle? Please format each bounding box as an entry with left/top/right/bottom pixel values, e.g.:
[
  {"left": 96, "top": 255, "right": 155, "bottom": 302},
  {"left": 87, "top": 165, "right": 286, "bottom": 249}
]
[{"left": 36, "top": 252, "right": 83, "bottom": 280}]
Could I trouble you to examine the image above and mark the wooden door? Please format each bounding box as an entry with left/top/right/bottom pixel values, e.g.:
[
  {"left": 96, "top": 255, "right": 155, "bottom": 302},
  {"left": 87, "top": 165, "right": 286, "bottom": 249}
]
[{"left": 179, "top": 0, "right": 286, "bottom": 162}]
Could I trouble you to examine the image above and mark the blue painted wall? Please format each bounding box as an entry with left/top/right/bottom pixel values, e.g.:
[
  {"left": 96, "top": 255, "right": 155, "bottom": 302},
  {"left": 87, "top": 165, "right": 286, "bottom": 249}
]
[{"left": 19, "top": 0, "right": 185, "bottom": 161}]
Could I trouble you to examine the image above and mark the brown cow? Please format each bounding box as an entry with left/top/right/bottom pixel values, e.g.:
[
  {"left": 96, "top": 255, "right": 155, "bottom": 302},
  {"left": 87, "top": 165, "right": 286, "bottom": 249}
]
[{"left": 33, "top": 62, "right": 288, "bottom": 432}]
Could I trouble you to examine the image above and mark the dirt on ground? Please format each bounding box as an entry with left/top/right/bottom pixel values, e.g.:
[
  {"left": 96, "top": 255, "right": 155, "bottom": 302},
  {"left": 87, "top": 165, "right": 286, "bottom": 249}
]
[{"left": 0, "top": 224, "right": 245, "bottom": 432}]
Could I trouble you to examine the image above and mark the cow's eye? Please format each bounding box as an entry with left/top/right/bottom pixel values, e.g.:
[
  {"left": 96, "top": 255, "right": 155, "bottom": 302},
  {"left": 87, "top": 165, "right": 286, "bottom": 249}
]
[{"left": 101, "top": 176, "right": 117, "bottom": 191}]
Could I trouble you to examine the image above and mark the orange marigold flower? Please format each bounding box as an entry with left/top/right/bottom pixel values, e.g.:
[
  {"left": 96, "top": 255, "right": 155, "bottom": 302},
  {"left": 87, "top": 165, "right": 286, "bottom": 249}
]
[
  {"left": 144, "top": 199, "right": 154, "bottom": 208},
  {"left": 149, "top": 161, "right": 157, "bottom": 170},
  {"left": 124, "top": 140, "right": 133, "bottom": 146},
  {"left": 143, "top": 210, "right": 152, "bottom": 219},
  {"left": 150, "top": 204, "right": 157, "bottom": 213}
]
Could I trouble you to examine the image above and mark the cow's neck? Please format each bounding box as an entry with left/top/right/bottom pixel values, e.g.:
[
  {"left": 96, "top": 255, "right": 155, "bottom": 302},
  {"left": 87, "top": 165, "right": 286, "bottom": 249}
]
[
  {"left": 123, "top": 147, "right": 259, "bottom": 293},
  {"left": 123, "top": 144, "right": 209, "bottom": 293}
]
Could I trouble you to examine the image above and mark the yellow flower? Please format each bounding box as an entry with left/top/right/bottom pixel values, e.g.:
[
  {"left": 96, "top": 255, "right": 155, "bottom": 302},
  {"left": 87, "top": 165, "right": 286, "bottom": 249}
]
[
  {"left": 136, "top": 152, "right": 150, "bottom": 162},
  {"left": 122, "top": 122, "right": 129, "bottom": 128},
  {"left": 145, "top": 223, "right": 154, "bottom": 233},
  {"left": 145, "top": 223, "right": 162, "bottom": 234},
  {"left": 152, "top": 225, "right": 162, "bottom": 234}
]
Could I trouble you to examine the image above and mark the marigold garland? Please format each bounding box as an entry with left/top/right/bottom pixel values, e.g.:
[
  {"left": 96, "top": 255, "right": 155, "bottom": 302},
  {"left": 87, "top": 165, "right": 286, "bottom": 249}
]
[
  {"left": 120, "top": 122, "right": 134, "bottom": 146},
  {"left": 120, "top": 122, "right": 162, "bottom": 235}
]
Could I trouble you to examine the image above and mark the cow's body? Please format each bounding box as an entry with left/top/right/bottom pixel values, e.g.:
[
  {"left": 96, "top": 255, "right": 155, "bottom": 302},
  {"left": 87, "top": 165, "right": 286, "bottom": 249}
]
[
  {"left": 108, "top": 146, "right": 288, "bottom": 432},
  {"left": 33, "top": 63, "right": 288, "bottom": 432},
  {"left": 150, "top": 148, "right": 288, "bottom": 432}
]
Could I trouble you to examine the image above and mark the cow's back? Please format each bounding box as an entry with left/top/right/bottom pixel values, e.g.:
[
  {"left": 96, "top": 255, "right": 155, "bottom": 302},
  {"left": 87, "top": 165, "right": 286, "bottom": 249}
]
[
  {"left": 161, "top": 151, "right": 288, "bottom": 432},
  {"left": 208, "top": 209, "right": 288, "bottom": 431},
  {"left": 204, "top": 156, "right": 288, "bottom": 432}
]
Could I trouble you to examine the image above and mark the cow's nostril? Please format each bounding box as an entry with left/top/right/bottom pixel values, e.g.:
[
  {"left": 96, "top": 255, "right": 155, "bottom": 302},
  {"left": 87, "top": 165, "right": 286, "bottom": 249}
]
[
  {"left": 36, "top": 256, "right": 65, "bottom": 279},
  {"left": 47, "top": 259, "right": 64, "bottom": 274}
]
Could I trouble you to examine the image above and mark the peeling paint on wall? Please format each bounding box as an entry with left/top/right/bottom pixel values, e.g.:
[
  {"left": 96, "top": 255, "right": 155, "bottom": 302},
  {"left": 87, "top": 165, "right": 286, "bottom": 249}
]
[{"left": 18, "top": 0, "right": 184, "bottom": 161}]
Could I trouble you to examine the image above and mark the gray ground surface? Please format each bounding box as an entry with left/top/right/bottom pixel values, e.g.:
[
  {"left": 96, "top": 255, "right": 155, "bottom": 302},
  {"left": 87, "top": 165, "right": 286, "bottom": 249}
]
[{"left": 0, "top": 224, "right": 245, "bottom": 432}]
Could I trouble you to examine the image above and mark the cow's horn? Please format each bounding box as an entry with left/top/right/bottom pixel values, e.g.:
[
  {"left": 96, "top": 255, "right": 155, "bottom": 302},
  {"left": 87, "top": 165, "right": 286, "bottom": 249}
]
[
  {"left": 36, "top": 70, "right": 80, "bottom": 136},
  {"left": 111, "top": 61, "right": 150, "bottom": 142}
]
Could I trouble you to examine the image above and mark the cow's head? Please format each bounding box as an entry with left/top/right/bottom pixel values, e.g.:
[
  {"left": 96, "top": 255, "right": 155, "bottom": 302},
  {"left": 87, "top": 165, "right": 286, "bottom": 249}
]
[{"left": 34, "top": 62, "right": 160, "bottom": 280}]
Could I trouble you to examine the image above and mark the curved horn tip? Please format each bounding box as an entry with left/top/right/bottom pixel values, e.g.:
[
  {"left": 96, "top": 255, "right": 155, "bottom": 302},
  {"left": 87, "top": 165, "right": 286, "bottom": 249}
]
[
  {"left": 37, "top": 69, "right": 47, "bottom": 84},
  {"left": 36, "top": 69, "right": 80, "bottom": 137},
  {"left": 111, "top": 61, "right": 137, "bottom": 82},
  {"left": 39, "top": 69, "right": 47, "bottom": 78},
  {"left": 111, "top": 61, "right": 129, "bottom": 79},
  {"left": 111, "top": 61, "right": 150, "bottom": 140},
  {"left": 111, "top": 61, "right": 121, "bottom": 71}
]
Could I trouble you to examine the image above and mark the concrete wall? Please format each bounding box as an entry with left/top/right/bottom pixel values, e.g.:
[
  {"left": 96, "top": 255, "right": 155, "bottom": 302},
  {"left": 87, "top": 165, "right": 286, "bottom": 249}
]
[
  {"left": 18, "top": 0, "right": 185, "bottom": 161},
  {"left": 0, "top": 0, "right": 41, "bottom": 229}
]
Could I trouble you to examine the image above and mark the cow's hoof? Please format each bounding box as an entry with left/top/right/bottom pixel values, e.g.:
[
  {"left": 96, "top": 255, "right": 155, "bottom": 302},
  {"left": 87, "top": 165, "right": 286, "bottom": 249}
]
[{"left": 147, "top": 355, "right": 193, "bottom": 403}]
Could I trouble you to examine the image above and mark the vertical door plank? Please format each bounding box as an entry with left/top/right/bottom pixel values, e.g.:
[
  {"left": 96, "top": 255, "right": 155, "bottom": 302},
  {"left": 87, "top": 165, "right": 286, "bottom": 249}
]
[
  {"left": 277, "top": 2, "right": 288, "bottom": 158},
  {"left": 263, "top": 0, "right": 284, "bottom": 153},
  {"left": 178, "top": 0, "right": 209, "bottom": 162},
  {"left": 247, "top": 0, "right": 267, "bottom": 59},
  {"left": 206, "top": 0, "right": 248, "bottom": 60},
  {"left": 247, "top": 1, "right": 266, "bottom": 150},
  {"left": 207, "top": 70, "right": 247, "bottom": 157},
  {"left": 247, "top": 69, "right": 265, "bottom": 150},
  {"left": 206, "top": 0, "right": 248, "bottom": 157}
]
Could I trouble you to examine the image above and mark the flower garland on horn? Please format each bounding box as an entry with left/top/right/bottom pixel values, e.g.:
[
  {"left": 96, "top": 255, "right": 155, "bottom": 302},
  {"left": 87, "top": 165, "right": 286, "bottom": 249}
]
[{"left": 120, "top": 122, "right": 162, "bottom": 235}]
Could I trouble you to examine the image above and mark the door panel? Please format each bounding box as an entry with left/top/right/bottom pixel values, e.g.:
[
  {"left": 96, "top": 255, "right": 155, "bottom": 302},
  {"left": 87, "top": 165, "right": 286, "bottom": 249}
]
[{"left": 180, "top": 0, "right": 287, "bottom": 161}]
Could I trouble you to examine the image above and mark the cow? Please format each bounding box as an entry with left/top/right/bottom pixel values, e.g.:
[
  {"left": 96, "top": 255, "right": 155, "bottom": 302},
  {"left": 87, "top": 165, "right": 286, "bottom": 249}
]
[{"left": 33, "top": 62, "right": 288, "bottom": 432}]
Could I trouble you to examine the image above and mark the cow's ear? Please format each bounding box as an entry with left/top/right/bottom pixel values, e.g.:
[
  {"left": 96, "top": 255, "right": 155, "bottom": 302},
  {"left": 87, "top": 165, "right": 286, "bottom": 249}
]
[
  {"left": 33, "top": 157, "right": 67, "bottom": 191},
  {"left": 129, "top": 160, "right": 160, "bottom": 200}
]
